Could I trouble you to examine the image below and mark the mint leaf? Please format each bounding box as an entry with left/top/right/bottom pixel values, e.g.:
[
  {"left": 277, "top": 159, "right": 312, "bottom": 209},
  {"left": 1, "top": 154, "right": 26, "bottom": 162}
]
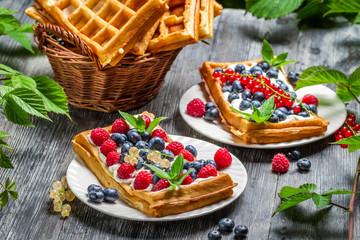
[
  {"left": 279, "top": 186, "right": 308, "bottom": 199},
  {"left": 259, "top": 95, "right": 275, "bottom": 121},
  {"left": 230, "top": 106, "right": 252, "bottom": 119},
  {"left": 119, "top": 111, "right": 138, "bottom": 128},
  {"left": 246, "top": 0, "right": 305, "bottom": 19},
  {"left": 32, "top": 76, "right": 70, "bottom": 118},
  {"left": 272, "top": 192, "right": 313, "bottom": 216},
  {"left": 2, "top": 98, "right": 33, "bottom": 126},
  {"left": 0, "top": 148, "right": 13, "bottom": 168},
  {"left": 0, "top": 190, "right": 9, "bottom": 210},
  {"left": 332, "top": 135, "right": 360, "bottom": 152},
  {"left": 261, "top": 39, "right": 274, "bottom": 63},
  {"left": 147, "top": 117, "right": 167, "bottom": 134},
  {"left": 321, "top": 189, "right": 354, "bottom": 195},
  {"left": 170, "top": 155, "right": 184, "bottom": 180},
  {"left": 136, "top": 116, "right": 146, "bottom": 133},
  {"left": 274, "top": 60, "right": 297, "bottom": 67},
  {"left": 274, "top": 52, "right": 288, "bottom": 62},
  {"left": 251, "top": 105, "right": 263, "bottom": 123},
  {"left": 299, "top": 183, "right": 317, "bottom": 192},
  {"left": 324, "top": 0, "right": 360, "bottom": 16},
  {"left": 174, "top": 169, "right": 193, "bottom": 185},
  {"left": 143, "top": 163, "right": 171, "bottom": 179},
  {"left": 312, "top": 193, "right": 331, "bottom": 208}
]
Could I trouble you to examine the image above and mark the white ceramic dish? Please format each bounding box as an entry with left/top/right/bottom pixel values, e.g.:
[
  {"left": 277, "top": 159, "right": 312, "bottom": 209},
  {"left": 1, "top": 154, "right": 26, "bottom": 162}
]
[
  {"left": 67, "top": 135, "right": 247, "bottom": 221},
  {"left": 179, "top": 84, "right": 346, "bottom": 149}
]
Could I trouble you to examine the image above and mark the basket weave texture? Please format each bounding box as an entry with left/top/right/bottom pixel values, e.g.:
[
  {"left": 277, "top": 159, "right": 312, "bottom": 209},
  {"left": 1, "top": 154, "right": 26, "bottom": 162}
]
[{"left": 34, "top": 23, "right": 182, "bottom": 113}]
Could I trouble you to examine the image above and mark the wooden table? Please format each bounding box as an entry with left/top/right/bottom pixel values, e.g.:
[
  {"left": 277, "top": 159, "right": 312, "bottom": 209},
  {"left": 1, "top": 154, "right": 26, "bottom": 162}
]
[{"left": 1, "top": 1, "right": 360, "bottom": 239}]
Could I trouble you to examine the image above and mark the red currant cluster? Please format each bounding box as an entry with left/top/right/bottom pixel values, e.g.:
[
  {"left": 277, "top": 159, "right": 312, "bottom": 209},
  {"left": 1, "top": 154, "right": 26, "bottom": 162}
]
[
  {"left": 213, "top": 69, "right": 294, "bottom": 109},
  {"left": 334, "top": 113, "right": 359, "bottom": 148}
]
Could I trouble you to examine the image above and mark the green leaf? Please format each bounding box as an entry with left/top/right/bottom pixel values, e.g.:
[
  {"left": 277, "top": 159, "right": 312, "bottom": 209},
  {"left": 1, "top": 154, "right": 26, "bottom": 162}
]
[
  {"left": 321, "top": 189, "right": 354, "bottom": 195},
  {"left": 9, "top": 75, "right": 36, "bottom": 89},
  {"left": 0, "top": 139, "right": 12, "bottom": 153},
  {"left": 143, "top": 163, "right": 171, "bottom": 179},
  {"left": 274, "top": 52, "right": 288, "bottom": 62},
  {"left": 349, "top": 66, "right": 360, "bottom": 86},
  {"left": 261, "top": 39, "right": 274, "bottom": 64},
  {"left": 0, "top": 85, "right": 15, "bottom": 96},
  {"left": 297, "top": 0, "right": 336, "bottom": 20},
  {"left": 6, "top": 30, "right": 34, "bottom": 54},
  {"left": 146, "top": 117, "right": 167, "bottom": 134},
  {"left": 297, "top": 66, "right": 348, "bottom": 89},
  {"left": 299, "top": 183, "right": 317, "bottom": 192},
  {"left": 272, "top": 192, "right": 313, "bottom": 216},
  {"left": 0, "top": 64, "right": 19, "bottom": 75},
  {"left": 0, "top": 131, "right": 11, "bottom": 140},
  {"left": 5, "top": 178, "right": 10, "bottom": 188},
  {"left": 259, "top": 95, "right": 275, "bottom": 120},
  {"left": 279, "top": 186, "right": 308, "bottom": 199},
  {"left": 17, "top": 24, "right": 34, "bottom": 33},
  {"left": 0, "top": 15, "right": 20, "bottom": 32},
  {"left": 0, "top": 8, "right": 18, "bottom": 15},
  {"left": 9, "top": 191, "right": 18, "bottom": 200},
  {"left": 136, "top": 115, "right": 146, "bottom": 133},
  {"left": 32, "top": 76, "right": 70, "bottom": 117},
  {"left": 332, "top": 135, "right": 360, "bottom": 152},
  {"left": 2, "top": 96, "right": 33, "bottom": 127},
  {"left": 174, "top": 169, "right": 193, "bottom": 185},
  {"left": 273, "top": 60, "right": 297, "bottom": 67},
  {"left": 312, "top": 193, "right": 331, "bottom": 208},
  {"left": 170, "top": 155, "right": 184, "bottom": 180},
  {"left": 246, "top": 0, "right": 304, "bottom": 19},
  {"left": 0, "top": 190, "right": 9, "bottom": 210},
  {"left": 7, "top": 182, "right": 15, "bottom": 191},
  {"left": 119, "top": 111, "right": 138, "bottom": 128},
  {"left": 324, "top": 0, "right": 360, "bottom": 16},
  {"left": 354, "top": 13, "right": 360, "bottom": 23},
  {"left": 230, "top": 106, "right": 252, "bottom": 119},
  {"left": 0, "top": 148, "right": 13, "bottom": 168}
]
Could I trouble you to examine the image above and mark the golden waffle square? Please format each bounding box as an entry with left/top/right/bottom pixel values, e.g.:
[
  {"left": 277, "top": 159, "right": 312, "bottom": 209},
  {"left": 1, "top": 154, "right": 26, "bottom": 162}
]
[
  {"left": 200, "top": 60, "right": 329, "bottom": 144},
  {"left": 72, "top": 111, "right": 237, "bottom": 217},
  {"left": 147, "top": 0, "right": 200, "bottom": 53},
  {"left": 198, "top": 0, "right": 214, "bottom": 40},
  {"left": 33, "top": 0, "right": 168, "bottom": 66},
  {"left": 213, "top": 0, "right": 222, "bottom": 17}
]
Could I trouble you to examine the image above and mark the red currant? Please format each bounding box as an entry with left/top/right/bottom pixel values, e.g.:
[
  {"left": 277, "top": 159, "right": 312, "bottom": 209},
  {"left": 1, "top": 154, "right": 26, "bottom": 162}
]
[
  {"left": 286, "top": 100, "right": 294, "bottom": 109},
  {"left": 264, "top": 77, "right": 271, "bottom": 85},
  {"left": 341, "top": 144, "right": 348, "bottom": 148},
  {"left": 336, "top": 134, "right": 344, "bottom": 141},
  {"left": 347, "top": 113, "right": 356, "bottom": 120},
  {"left": 240, "top": 76, "right": 248, "bottom": 85},
  {"left": 264, "top": 88, "right": 271, "bottom": 95},
  {"left": 251, "top": 85, "right": 260, "bottom": 93},
  {"left": 228, "top": 75, "right": 235, "bottom": 83},
  {"left": 334, "top": 130, "right": 342, "bottom": 136},
  {"left": 225, "top": 68, "right": 234, "bottom": 75},
  {"left": 213, "top": 71, "right": 220, "bottom": 78},
  {"left": 346, "top": 118, "right": 355, "bottom": 126},
  {"left": 353, "top": 124, "right": 360, "bottom": 131},
  {"left": 246, "top": 81, "right": 253, "bottom": 89},
  {"left": 220, "top": 74, "right": 227, "bottom": 83},
  {"left": 344, "top": 130, "right": 353, "bottom": 138},
  {"left": 265, "top": 93, "right": 272, "bottom": 99},
  {"left": 294, "top": 106, "right": 301, "bottom": 114},
  {"left": 276, "top": 100, "right": 285, "bottom": 108},
  {"left": 340, "top": 126, "right": 349, "bottom": 136}
]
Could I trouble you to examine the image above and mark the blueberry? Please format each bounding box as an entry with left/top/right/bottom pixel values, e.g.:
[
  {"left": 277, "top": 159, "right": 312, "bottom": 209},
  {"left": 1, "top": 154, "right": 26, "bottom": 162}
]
[
  {"left": 234, "top": 64, "right": 245, "bottom": 73},
  {"left": 188, "top": 169, "right": 197, "bottom": 180},
  {"left": 110, "top": 133, "right": 127, "bottom": 147},
  {"left": 250, "top": 65, "right": 262, "bottom": 74},
  {"left": 222, "top": 86, "right": 231, "bottom": 93},
  {"left": 214, "top": 67, "right": 224, "bottom": 73},
  {"left": 308, "top": 104, "right": 318, "bottom": 114},
  {"left": 139, "top": 149, "right": 150, "bottom": 160},
  {"left": 288, "top": 91, "right": 297, "bottom": 99},
  {"left": 232, "top": 80, "right": 244, "bottom": 93},
  {"left": 252, "top": 91, "right": 265, "bottom": 101},
  {"left": 150, "top": 163, "right": 163, "bottom": 174},
  {"left": 140, "top": 131, "right": 151, "bottom": 142},
  {"left": 135, "top": 157, "right": 145, "bottom": 170},
  {"left": 266, "top": 68, "right": 278, "bottom": 79},
  {"left": 183, "top": 161, "right": 190, "bottom": 170},
  {"left": 288, "top": 71, "right": 299, "bottom": 86},
  {"left": 148, "top": 137, "right": 165, "bottom": 151},
  {"left": 185, "top": 145, "right": 198, "bottom": 157},
  {"left": 89, "top": 191, "right": 104, "bottom": 203},
  {"left": 241, "top": 89, "right": 252, "bottom": 99},
  {"left": 205, "top": 102, "right": 216, "bottom": 110},
  {"left": 120, "top": 153, "right": 127, "bottom": 164},
  {"left": 249, "top": 118, "right": 255, "bottom": 122},
  {"left": 276, "top": 79, "right": 284, "bottom": 85},
  {"left": 121, "top": 141, "right": 134, "bottom": 154},
  {"left": 301, "top": 103, "right": 310, "bottom": 111},
  {"left": 208, "top": 230, "right": 222, "bottom": 240},
  {"left": 251, "top": 100, "right": 261, "bottom": 108},
  {"left": 288, "top": 109, "right": 295, "bottom": 115},
  {"left": 225, "top": 80, "right": 231, "bottom": 86},
  {"left": 269, "top": 66, "right": 279, "bottom": 72},
  {"left": 280, "top": 83, "right": 289, "bottom": 91},
  {"left": 198, "top": 159, "right": 206, "bottom": 167},
  {"left": 297, "top": 158, "right": 311, "bottom": 171},
  {"left": 189, "top": 161, "right": 203, "bottom": 172},
  {"left": 152, "top": 174, "right": 160, "bottom": 184},
  {"left": 274, "top": 110, "right": 287, "bottom": 121},
  {"left": 240, "top": 100, "right": 252, "bottom": 110},
  {"left": 204, "top": 108, "right": 219, "bottom": 121},
  {"left": 252, "top": 70, "right": 263, "bottom": 77},
  {"left": 241, "top": 69, "right": 251, "bottom": 76},
  {"left": 268, "top": 114, "right": 279, "bottom": 123},
  {"left": 103, "top": 188, "right": 120, "bottom": 202},
  {"left": 286, "top": 150, "right": 301, "bottom": 160},
  {"left": 277, "top": 107, "right": 289, "bottom": 115},
  {"left": 298, "top": 111, "right": 310, "bottom": 117},
  {"left": 218, "top": 218, "right": 235, "bottom": 232},
  {"left": 161, "top": 149, "right": 175, "bottom": 161},
  {"left": 206, "top": 159, "right": 217, "bottom": 169},
  {"left": 234, "top": 225, "right": 248, "bottom": 237},
  {"left": 257, "top": 61, "right": 270, "bottom": 71},
  {"left": 228, "top": 92, "right": 240, "bottom": 102},
  {"left": 135, "top": 141, "right": 148, "bottom": 149},
  {"left": 87, "top": 184, "right": 102, "bottom": 193},
  {"left": 127, "top": 130, "right": 142, "bottom": 144}
]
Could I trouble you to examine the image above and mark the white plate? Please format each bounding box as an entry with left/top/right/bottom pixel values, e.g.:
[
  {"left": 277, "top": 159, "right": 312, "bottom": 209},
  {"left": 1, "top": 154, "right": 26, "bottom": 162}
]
[
  {"left": 179, "top": 84, "right": 347, "bottom": 149},
  {"left": 67, "top": 135, "right": 247, "bottom": 221}
]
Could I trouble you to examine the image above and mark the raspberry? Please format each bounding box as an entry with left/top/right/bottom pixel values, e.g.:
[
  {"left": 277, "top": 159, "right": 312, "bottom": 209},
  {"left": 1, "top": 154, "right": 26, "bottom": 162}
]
[
  {"left": 133, "top": 171, "right": 152, "bottom": 190},
  {"left": 180, "top": 173, "right": 193, "bottom": 185},
  {"left": 100, "top": 140, "right": 117, "bottom": 156},
  {"left": 187, "top": 98, "right": 205, "bottom": 117},
  {"left": 106, "top": 151, "right": 120, "bottom": 166},
  {"left": 139, "top": 114, "right": 151, "bottom": 128},
  {"left": 302, "top": 94, "right": 318, "bottom": 107},
  {"left": 214, "top": 148, "right": 232, "bottom": 169},
  {"left": 179, "top": 149, "right": 194, "bottom": 162},
  {"left": 198, "top": 165, "right": 217, "bottom": 178},
  {"left": 165, "top": 141, "right": 184, "bottom": 155},
  {"left": 117, "top": 163, "right": 135, "bottom": 179},
  {"left": 272, "top": 153, "right": 290, "bottom": 173},
  {"left": 90, "top": 128, "right": 110, "bottom": 146},
  {"left": 151, "top": 179, "right": 170, "bottom": 191},
  {"left": 151, "top": 129, "right": 168, "bottom": 142},
  {"left": 112, "top": 119, "right": 129, "bottom": 134}
]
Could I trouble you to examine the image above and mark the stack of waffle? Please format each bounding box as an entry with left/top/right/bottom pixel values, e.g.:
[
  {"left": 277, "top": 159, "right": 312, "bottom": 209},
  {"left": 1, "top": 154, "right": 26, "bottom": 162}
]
[{"left": 25, "top": 0, "right": 223, "bottom": 67}]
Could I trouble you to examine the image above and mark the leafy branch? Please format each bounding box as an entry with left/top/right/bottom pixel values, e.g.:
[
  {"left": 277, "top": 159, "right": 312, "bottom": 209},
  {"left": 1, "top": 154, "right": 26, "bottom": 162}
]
[{"left": 261, "top": 40, "right": 296, "bottom": 68}]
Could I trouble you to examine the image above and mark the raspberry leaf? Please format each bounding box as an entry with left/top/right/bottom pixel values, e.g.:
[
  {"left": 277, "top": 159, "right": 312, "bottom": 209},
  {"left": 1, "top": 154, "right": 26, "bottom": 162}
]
[
  {"left": 331, "top": 135, "right": 360, "bottom": 152},
  {"left": 0, "top": 190, "right": 9, "bottom": 210},
  {"left": 0, "top": 64, "right": 19, "bottom": 75},
  {"left": 147, "top": 117, "right": 167, "bottom": 134},
  {"left": 279, "top": 186, "right": 309, "bottom": 199},
  {"left": 321, "top": 189, "right": 354, "bottom": 195},
  {"left": 246, "top": 0, "right": 304, "bottom": 19},
  {"left": 0, "top": 148, "right": 13, "bottom": 168},
  {"left": 299, "top": 183, "right": 317, "bottom": 192},
  {"left": 272, "top": 192, "right": 313, "bottom": 216},
  {"left": 312, "top": 193, "right": 332, "bottom": 208},
  {"left": 324, "top": 0, "right": 360, "bottom": 16}
]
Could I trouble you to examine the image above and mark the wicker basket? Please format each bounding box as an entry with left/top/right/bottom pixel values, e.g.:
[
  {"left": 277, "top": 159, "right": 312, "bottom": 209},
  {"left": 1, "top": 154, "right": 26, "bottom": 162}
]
[{"left": 34, "top": 23, "right": 182, "bottom": 112}]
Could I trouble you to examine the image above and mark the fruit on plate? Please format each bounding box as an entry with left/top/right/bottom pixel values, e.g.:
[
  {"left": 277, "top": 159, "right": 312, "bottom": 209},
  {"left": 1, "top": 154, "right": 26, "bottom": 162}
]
[
  {"left": 72, "top": 111, "right": 237, "bottom": 217},
  {"left": 199, "top": 60, "right": 329, "bottom": 144}
]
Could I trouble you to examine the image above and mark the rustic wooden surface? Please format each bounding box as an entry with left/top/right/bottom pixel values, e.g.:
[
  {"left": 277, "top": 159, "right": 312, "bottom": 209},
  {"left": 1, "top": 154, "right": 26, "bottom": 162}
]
[{"left": 1, "top": 1, "right": 360, "bottom": 239}]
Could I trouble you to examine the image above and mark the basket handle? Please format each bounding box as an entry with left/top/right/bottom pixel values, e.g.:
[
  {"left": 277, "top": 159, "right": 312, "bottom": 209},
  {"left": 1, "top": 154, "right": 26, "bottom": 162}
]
[{"left": 34, "top": 23, "right": 102, "bottom": 69}]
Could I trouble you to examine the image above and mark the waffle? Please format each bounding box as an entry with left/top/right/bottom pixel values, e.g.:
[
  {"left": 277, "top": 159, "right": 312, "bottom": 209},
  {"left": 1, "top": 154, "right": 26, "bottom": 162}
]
[
  {"left": 198, "top": 0, "right": 214, "bottom": 40},
  {"left": 72, "top": 111, "right": 237, "bottom": 217},
  {"left": 213, "top": 0, "right": 222, "bottom": 17},
  {"left": 200, "top": 60, "right": 330, "bottom": 144},
  {"left": 147, "top": 0, "right": 200, "bottom": 53},
  {"left": 32, "top": 0, "right": 168, "bottom": 66}
]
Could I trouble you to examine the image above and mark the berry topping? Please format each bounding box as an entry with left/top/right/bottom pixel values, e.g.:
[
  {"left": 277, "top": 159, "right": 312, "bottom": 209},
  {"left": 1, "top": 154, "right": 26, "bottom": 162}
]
[
  {"left": 180, "top": 173, "right": 194, "bottom": 185},
  {"left": 302, "top": 94, "right": 319, "bottom": 107},
  {"left": 272, "top": 153, "right": 290, "bottom": 173},
  {"left": 179, "top": 149, "right": 195, "bottom": 162},
  {"left": 148, "top": 137, "right": 165, "bottom": 151},
  {"left": 198, "top": 165, "right": 217, "bottom": 178},
  {"left": 151, "top": 179, "right": 170, "bottom": 192},
  {"left": 133, "top": 171, "right": 152, "bottom": 190},
  {"left": 187, "top": 98, "right": 206, "bottom": 117},
  {"left": 100, "top": 140, "right": 117, "bottom": 157},
  {"left": 139, "top": 114, "right": 151, "bottom": 128},
  {"left": 103, "top": 188, "right": 120, "bottom": 202},
  {"left": 151, "top": 129, "right": 168, "bottom": 142},
  {"left": 297, "top": 158, "right": 311, "bottom": 171},
  {"left": 112, "top": 119, "right": 129, "bottom": 134},
  {"left": 106, "top": 151, "right": 120, "bottom": 166},
  {"left": 214, "top": 148, "right": 232, "bottom": 169},
  {"left": 90, "top": 128, "right": 110, "bottom": 146},
  {"left": 218, "top": 218, "right": 235, "bottom": 232},
  {"left": 117, "top": 163, "right": 135, "bottom": 179},
  {"left": 165, "top": 141, "right": 184, "bottom": 155}
]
